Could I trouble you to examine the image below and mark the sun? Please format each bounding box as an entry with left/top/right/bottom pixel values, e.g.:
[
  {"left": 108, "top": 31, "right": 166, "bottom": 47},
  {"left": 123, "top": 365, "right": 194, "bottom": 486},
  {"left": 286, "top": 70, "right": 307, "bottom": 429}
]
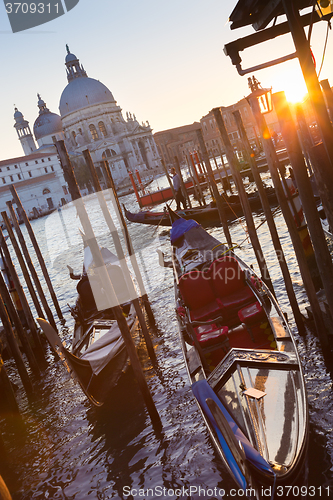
[
  {"left": 270, "top": 66, "right": 308, "bottom": 104},
  {"left": 284, "top": 85, "right": 308, "bottom": 104}
]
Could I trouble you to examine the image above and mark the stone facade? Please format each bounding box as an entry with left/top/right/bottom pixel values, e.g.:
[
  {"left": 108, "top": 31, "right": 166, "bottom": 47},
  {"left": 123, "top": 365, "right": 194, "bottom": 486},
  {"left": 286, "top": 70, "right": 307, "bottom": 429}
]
[
  {"left": 0, "top": 150, "right": 70, "bottom": 221},
  {"left": 153, "top": 122, "right": 202, "bottom": 167},
  {"left": 59, "top": 47, "right": 162, "bottom": 185}
]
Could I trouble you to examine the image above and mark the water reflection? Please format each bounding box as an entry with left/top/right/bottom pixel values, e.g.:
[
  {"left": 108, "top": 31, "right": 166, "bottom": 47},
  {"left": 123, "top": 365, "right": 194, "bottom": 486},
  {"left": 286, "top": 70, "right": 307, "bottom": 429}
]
[{"left": 0, "top": 180, "right": 333, "bottom": 498}]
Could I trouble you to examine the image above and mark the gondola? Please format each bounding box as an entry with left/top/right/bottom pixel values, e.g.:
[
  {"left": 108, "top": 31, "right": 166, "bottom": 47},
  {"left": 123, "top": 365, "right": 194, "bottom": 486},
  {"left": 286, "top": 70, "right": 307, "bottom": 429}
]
[
  {"left": 124, "top": 187, "right": 278, "bottom": 227},
  {"left": 37, "top": 245, "right": 138, "bottom": 407},
  {"left": 168, "top": 210, "right": 308, "bottom": 498}
]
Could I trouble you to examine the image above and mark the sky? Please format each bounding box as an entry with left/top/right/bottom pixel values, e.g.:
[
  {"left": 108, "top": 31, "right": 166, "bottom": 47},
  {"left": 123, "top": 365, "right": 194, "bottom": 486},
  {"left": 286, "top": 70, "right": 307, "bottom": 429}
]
[{"left": 0, "top": 0, "right": 333, "bottom": 160}]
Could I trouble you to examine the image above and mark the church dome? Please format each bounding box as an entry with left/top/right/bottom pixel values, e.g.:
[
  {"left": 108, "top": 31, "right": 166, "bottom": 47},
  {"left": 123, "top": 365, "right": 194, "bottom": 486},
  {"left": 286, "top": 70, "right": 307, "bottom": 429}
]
[
  {"left": 59, "top": 46, "right": 116, "bottom": 118},
  {"left": 59, "top": 77, "right": 115, "bottom": 117},
  {"left": 33, "top": 94, "right": 63, "bottom": 140},
  {"left": 65, "top": 52, "right": 77, "bottom": 63},
  {"left": 14, "top": 108, "right": 24, "bottom": 122}
]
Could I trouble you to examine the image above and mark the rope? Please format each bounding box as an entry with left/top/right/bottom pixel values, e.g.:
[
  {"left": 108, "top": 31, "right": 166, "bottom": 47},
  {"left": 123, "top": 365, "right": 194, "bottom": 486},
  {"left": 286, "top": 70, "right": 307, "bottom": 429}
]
[
  {"left": 239, "top": 206, "right": 281, "bottom": 247},
  {"left": 317, "top": 16, "right": 331, "bottom": 78},
  {"left": 220, "top": 191, "right": 249, "bottom": 241}
]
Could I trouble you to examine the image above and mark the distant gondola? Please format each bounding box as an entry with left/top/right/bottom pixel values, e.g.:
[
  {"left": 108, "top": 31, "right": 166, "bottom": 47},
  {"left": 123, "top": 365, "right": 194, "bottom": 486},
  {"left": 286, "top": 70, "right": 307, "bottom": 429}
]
[{"left": 124, "top": 187, "right": 278, "bottom": 227}]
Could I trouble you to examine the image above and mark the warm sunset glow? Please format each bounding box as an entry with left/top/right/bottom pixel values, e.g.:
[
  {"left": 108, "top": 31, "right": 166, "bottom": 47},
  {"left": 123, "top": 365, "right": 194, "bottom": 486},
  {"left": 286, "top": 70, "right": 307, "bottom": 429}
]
[
  {"left": 271, "top": 66, "right": 308, "bottom": 104},
  {"left": 284, "top": 86, "right": 308, "bottom": 104}
]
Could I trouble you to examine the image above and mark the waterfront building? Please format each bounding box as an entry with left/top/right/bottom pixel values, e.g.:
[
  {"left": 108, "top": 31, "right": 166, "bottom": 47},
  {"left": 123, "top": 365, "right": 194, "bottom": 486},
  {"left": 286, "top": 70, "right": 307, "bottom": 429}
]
[
  {"left": 0, "top": 102, "right": 70, "bottom": 222},
  {"left": 200, "top": 97, "right": 280, "bottom": 159},
  {"left": 153, "top": 123, "right": 202, "bottom": 168}
]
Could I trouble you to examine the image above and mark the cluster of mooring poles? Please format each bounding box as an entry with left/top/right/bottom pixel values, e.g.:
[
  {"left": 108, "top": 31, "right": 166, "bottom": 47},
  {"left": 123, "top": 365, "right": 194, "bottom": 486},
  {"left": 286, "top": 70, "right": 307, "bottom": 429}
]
[
  {"left": 154, "top": 77, "right": 333, "bottom": 354},
  {"left": 0, "top": 142, "right": 160, "bottom": 433},
  {"left": 0, "top": 184, "right": 64, "bottom": 414},
  {"left": 56, "top": 141, "right": 161, "bottom": 429}
]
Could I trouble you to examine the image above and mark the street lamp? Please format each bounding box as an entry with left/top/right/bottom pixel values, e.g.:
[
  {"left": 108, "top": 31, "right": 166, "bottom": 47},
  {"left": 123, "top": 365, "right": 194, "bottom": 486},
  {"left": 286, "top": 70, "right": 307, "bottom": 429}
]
[
  {"left": 316, "top": 0, "right": 333, "bottom": 17},
  {"left": 247, "top": 76, "right": 272, "bottom": 114}
]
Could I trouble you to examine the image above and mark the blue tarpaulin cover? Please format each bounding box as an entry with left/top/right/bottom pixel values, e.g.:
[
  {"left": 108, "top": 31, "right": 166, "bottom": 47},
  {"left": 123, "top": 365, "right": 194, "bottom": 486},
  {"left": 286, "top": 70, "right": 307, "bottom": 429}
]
[{"left": 170, "top": 219, "right": 199, "bottom": 244}]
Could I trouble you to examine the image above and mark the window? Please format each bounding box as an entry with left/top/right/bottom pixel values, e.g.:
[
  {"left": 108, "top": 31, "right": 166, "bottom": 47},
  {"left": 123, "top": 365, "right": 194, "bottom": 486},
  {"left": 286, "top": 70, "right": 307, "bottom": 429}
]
[
  {"left": 35, "top": 160, "right": 38, "bottom": 164},
  {"left": 28, "top": 171, "right": 32, "bottom": 177},
  {"left": 10, "top": 175, "right": 13, "bottom": 182},
  {"left": 41, "top": 159, "right": 44, "bottom": 163},
  {"left": 89, "top": 124, "right": 98, "bottom": 141},
  {"left": 51, "top": 166, "right": 54, "bottom": 172},
  {"left": 7, "top": 166, "right": 10, "bottom": 171},
  {"left": 18, "top": 174, "right": 21, "bottom": 180},
  {"left": 98, "top": 121, "right": 107, "bottom": 137},
  {"left": 102, "top": 149, "right": 111, "bottom": 159},
  {"left": 25, "top": 162, "right": 28, "bottom": 166},
  {"left": 2, "top": 178, "right": 6, "bottom": 184},
  {"left": 43, "top": 188, "right": 51, "bottom": 195},
  {"left": 48, "top": 157, "right": 51, "bottom": 161},
  {"left": 44, "top": 167, "right": 48, "bottom": 173},
  {"left": 14, "top": 165, "right": 18, "bottom": 169},
  {"left": 72, "top": 131, "right": 76, "bottom": 144}
]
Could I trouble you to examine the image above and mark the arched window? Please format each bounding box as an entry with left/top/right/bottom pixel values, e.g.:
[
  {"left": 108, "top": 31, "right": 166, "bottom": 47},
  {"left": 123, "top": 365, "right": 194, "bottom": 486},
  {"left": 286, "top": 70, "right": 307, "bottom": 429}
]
[
  {"left": 102, "top": 149, "right": 112, "bottom": 159},
  {"left": 111, "top": 149, "right": 117, "bottom": 156},
  {"left": 98, "top": 121, "right": 107, "bottom": 137},
  {"left": 72, "top": 130, "right": 76, "bottom": 144},
  {"left": 43, "top": 188, "right": 51, "bottom": 195},
  {"left": 89, "top": 124, "right": 98, "bottom": 141}
]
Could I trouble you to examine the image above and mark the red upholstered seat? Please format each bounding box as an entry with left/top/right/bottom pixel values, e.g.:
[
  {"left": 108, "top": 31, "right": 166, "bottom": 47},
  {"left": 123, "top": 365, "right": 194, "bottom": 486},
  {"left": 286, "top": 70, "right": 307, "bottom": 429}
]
[
  {"left": 217, "top": 287, "right": 254, "bottom": 310},
  {"left": 208, "top": 256, "right": 255, "bottom": 315},
  {"left": 178, "top": 269, "right": 222, "bottom": 321},
  {"left": 195, "top": 324, "right": 229, "bottom": 348},
  {"left": 238, "top": 301, "right": 266, "bottom": 325}
]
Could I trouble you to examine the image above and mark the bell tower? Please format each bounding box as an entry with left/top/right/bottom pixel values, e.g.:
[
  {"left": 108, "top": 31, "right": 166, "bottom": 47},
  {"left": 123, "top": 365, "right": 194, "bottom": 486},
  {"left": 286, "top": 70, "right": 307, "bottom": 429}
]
[{"left": 14, "top": 107, "right": 37, "bottom": 155}]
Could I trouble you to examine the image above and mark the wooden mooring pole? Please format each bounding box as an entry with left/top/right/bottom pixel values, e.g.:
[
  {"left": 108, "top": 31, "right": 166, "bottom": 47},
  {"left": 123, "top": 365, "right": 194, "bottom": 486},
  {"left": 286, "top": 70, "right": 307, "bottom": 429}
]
[
  {"left": 273, "top": 91, "right": 333, "bottom": 327},
  {"left": 56, "top": 141, "right": 161, "bottom": 428},
  {"left": 0, "top": 295, "right": 34, "bottom": 396},
  {"left": 2, "top": 209, "right": 44, "bottom": 319},
  {"left": 189, "top": 153, "right": 206, "bottom": 205},
  {"left": 249, "top": 95, "right": 329, "bottom": 349},
  {"left": 233, "top": 109, "right": 305, "bottom": 334},
  {"left": 101, "top": 160, "right": 157, "bottom": 329},
  {"left": 212, "top": 107, "right": 275, "bottom": 295},
  {"left": 5, "top": 202, "right": 57, "bottom": 331},
  {"left": 161, "top": 158, "right": 176, "bottom": 201},
  {"left": 0, "top": 269, "right": 41, "bottom": 377},
  {"left": 0, "top": 227, "right": 46, "bottom": 359},
  {"left": 10, "top": 185, "right": 64, "bottom": 323},
  {"left": 83, "top": 150, "right": 157, "bottom": 363},
  {"left": 195, "top": 129, "right": 232, "bottom": 248}
]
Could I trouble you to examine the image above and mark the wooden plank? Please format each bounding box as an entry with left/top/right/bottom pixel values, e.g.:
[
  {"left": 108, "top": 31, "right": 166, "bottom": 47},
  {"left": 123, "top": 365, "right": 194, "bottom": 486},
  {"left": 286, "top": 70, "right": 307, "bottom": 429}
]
[{"left": 271, "top": 316, "right": 291, "bottom": 339}]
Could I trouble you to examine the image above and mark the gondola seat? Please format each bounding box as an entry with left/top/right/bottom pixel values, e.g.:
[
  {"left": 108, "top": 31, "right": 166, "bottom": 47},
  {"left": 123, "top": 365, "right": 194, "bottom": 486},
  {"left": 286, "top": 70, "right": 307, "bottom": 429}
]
[
  {"left": 208, "top": 256, "right": 255, "bottom": 317},
  {"left": 178, "top": 269, "right": 222, "bottom": 321},
  {"left": 238, "top": 301, "right": 265, "bottom": 326},
  {"left": 195, "top": 324, "right": 229, "bottom": 349}
]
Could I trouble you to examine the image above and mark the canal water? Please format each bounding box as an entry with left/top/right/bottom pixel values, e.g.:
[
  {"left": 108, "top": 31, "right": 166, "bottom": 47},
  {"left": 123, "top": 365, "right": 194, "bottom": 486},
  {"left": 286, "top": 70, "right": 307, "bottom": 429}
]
[{"left": 1, "top": 175, "right": 333, "bottom": 499}]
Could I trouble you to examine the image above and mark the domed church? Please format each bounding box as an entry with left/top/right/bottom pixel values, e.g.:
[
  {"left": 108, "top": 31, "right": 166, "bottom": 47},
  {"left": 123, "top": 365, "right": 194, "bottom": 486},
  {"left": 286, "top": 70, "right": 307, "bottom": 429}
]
[
  {"left": 59, "top": 45, "right": 162, "bottom": 184},
  {"left": 1, "top": 45, "right": 163, "bottom": 220}
]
